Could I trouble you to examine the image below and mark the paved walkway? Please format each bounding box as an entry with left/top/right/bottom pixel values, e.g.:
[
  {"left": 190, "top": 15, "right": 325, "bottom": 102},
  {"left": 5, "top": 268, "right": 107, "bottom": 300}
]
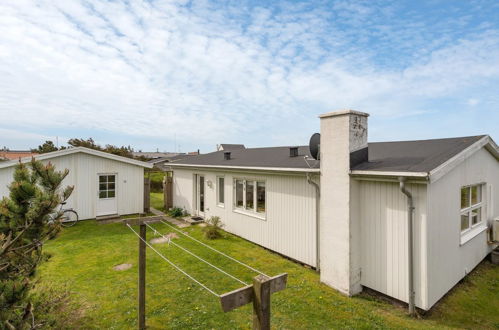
[{"left": 150, "top": 207, "right": 190, "bottom": 228}]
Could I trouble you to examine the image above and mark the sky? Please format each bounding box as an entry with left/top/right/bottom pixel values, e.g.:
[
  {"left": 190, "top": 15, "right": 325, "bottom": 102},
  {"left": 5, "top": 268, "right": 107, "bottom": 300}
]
[{"left": 0, "top": 0, "right": 498, "bottom": 153}]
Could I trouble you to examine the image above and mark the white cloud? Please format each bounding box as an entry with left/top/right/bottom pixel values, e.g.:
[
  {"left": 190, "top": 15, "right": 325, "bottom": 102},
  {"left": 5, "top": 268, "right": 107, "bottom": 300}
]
[{"left": 0, "top": 0, "right": 498, "bottom": 150}]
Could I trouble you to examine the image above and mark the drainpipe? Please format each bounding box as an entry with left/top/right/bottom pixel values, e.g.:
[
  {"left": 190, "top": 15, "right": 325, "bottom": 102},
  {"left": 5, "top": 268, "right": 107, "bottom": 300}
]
[
  {"left": 307, "top": 173, "right": 320, "bottom": 271},
  {"left": 399, "top": 177, "right": 416, "bottom": 316}
]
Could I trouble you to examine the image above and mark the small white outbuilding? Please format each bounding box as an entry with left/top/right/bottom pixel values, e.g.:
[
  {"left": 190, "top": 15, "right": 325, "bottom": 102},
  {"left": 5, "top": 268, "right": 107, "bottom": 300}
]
[{"left": 0, "top": 147, "right": 153, "bottom": 219}]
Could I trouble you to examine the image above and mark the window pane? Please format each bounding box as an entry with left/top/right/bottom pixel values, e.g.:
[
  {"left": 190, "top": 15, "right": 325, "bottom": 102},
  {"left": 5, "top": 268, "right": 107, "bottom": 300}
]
[
  {"left": 460, "top": 187, "right": 470, "bottom": 209},
  {"left": 471, "top": 185, "right": 481, "bottom": 205},
  {"left": 108, "top": 175, "right": 115, "bottom": 183},
  {"left": 108, "top": 182, "right": 115, "bottom": 190},
  {"left": 108, "top": 190, "right": 115, "bottom": 198},
  {"left": 257, "top": 182, "right": 265, "bottom": 213},
  {"left": 99, "top": 176, "right": 106, "bottom": 183},
  {"left": 99, "top": 183, "right": 107, "bottom": 191},
  {"left": 235, "top": 180, "right": 244, "bottom": 208},
  {"left": 460, "top": 213, "right": 470, "bottom": 231},
  {"left": 471, "top": 208, "right": 481, "bottom": 225},
  {"left": 246, "top": 181, "right": 254, "bottom": 210},
  {"left": 99, "top": 191, "right": 107, "bottom": 199},
  {"left": 218, "top": 177, "right": 224, "bottom": 204}
]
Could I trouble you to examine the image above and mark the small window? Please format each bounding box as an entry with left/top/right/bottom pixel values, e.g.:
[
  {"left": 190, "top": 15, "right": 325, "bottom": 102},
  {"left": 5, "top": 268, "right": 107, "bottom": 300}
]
[
  {"left": 460, "top": 184, "right": 484, "bottom": 232},
  {"left": 217, "top": 177, "right": 225, "bottom": 206},
  {"left": 99, "top": 175, "right": 116, "bottom": 199},
  {"left": 233, "top": 178, "right": 266, "bottom": 217}
]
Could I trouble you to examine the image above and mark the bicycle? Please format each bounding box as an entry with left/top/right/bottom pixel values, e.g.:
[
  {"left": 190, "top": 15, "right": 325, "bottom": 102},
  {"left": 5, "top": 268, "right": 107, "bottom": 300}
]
[{"left": 50, "top": 202, "right": 79, "bottom": 227}]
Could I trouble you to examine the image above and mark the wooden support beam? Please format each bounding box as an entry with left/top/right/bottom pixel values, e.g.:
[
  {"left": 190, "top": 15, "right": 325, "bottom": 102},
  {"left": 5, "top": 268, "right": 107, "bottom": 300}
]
[
  {"left": 124, "top": 215, "right": 163, "bottom": 226},
  {"left": 219, "top": 273, "right": 287, "bottom": 329},
  {"left": 138, "top": 223, "right": 146, "bottom": 330},
  {"left": 253, "top": 274, "right": 271, "bottom": 330}
]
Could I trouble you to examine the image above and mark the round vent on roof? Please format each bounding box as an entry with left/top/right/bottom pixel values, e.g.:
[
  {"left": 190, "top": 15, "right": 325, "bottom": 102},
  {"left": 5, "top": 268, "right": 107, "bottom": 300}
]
[{"left": 309, "top": 133, "right": 320, "bottom": 160}]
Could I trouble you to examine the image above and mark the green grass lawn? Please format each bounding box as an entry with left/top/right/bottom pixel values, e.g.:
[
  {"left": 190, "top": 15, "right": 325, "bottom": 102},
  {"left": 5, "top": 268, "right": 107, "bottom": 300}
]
[
  {"left": 36, "top": 193, "right": 499, "bottom": 329},
  {"left": 150, "top": 192, "right": 165, "bottom": 212}
]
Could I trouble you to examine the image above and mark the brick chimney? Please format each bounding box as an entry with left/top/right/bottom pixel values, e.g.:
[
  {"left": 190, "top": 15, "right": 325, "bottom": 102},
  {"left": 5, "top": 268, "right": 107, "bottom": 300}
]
[{"left": 319, "top": 109, "right": 368, "bottom": 296}]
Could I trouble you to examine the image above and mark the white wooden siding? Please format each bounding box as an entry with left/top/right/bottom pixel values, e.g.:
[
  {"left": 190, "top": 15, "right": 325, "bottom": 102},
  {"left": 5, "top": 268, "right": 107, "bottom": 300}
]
[
  {"left": 0, "top": 153, "right": 145, "bottom": 220},
  {"left": 359, "top": 181, "right": 428, "bottom": 309},
  {"left": 173, "top": 168, "right": 318, "bottom": 267},
  {"left": 426, "top": 148, "right": 499, "bottom": 308}
]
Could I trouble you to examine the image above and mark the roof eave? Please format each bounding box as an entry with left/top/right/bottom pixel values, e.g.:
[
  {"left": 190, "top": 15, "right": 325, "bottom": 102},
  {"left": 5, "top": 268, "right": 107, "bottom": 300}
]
[
  {"left": 167, "top": 163, "right": 320, "bottom": 173},
  {"left": 428, "top": 135, "right": 497, "bottom": 183},
  {"left": 0, "top": 147, "right": 153, "bottom": 169}
]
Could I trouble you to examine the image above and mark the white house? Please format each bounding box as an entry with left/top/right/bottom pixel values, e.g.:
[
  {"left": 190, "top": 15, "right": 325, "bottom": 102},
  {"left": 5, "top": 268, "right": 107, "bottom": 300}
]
[
  {"left": 165, "top": 110, "right": 499, "bottom": 311},
  {"left": 0, "top": 147, "right": 153, "bottom": 219}
]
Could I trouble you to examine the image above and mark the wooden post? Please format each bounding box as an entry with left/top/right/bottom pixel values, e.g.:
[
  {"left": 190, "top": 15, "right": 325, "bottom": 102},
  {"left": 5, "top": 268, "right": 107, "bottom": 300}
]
[
  {"left": 144, "top": 178, "right": 150, "bottom": 213},
  {"left": 138, "top": 223, "right": 146, "bottom": 330},
  {"left": 252, "top": 274, "right": 271, "bottom": 330}
]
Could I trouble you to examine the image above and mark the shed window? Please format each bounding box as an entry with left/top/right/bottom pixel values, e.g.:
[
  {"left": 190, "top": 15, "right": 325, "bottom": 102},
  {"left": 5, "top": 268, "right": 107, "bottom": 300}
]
[
  {"left": 234, "top": 179, "right": 266, "bottom": 216},
  {"left": 460, "top": 184, "right": 484, "bottom": 232},
  {"left": 217, "top": 177, "right": 225, "bottom": 206},
  {"left": 99, "top": 175, "right": 116, "bottom": 199}
]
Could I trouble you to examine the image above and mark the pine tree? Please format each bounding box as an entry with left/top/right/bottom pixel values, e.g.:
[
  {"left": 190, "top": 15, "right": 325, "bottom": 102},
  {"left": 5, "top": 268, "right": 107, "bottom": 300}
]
[{"left": 0, "top": 159, "right": 73, "bottom": 329}]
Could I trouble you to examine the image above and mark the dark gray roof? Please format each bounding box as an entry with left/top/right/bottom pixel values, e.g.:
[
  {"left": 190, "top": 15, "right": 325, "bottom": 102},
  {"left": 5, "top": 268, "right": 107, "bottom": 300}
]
[
  {"left": 353, "top": 135, "right": 486, "bottom": 173},
  {"left": 169, "top": 135, "right": 487, "bottom": 173},
  {"left": 170, "top": 146, "right": 318, "bottom": 169}
]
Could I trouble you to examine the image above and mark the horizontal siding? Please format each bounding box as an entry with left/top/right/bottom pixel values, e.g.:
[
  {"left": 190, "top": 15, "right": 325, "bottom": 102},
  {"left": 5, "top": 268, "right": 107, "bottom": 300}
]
[
  {"left": 173, "top": 168, "right": 318, "bottom": 267},
  {"left": 359, "top": 181, "right": 428, "bottom": 309}
]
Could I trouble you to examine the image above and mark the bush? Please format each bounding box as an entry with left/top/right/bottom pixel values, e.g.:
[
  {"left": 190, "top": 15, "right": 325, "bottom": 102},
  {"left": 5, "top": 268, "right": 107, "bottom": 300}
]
[
  {"left": 168, "top": 207, "right": 184, "bottom": 218},
  {"left": 203, "top": 216, "right": 225, "bottom": 240}
]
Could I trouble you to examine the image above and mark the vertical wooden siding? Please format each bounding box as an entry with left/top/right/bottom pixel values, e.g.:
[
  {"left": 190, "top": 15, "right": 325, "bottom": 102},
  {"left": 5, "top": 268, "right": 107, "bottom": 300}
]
[
  {"left": 359, "top": 180, "right": 428, "bottom": 309},
  {"left": 0, "top": 153, "right": 145, "bottom": 220},
  {"left": 173, "top": 168, "right": 318, "bottom": 267},
  {"left": 427, "top": 148, "right": 498, "bottom": 308}
]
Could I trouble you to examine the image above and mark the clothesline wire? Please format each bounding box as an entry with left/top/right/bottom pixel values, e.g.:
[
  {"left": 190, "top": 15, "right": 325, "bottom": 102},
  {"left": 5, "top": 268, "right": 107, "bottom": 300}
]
[
  {"left": 126, "top": 224, "right": 220, "bottom": 297},
  {"left": 158, "top": 219, "right": 269, "bottom": 277},
  {"left": 145, "top": 222, "right": 248, "bottom": 286}
]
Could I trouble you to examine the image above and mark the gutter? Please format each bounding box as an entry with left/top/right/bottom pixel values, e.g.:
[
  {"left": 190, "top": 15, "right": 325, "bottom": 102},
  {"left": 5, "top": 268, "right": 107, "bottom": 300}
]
[
  {"left": 307, "top": 173, "right": 320, "bottom": 271},
  {"left": 398, "top": 177, "right": 416, "bottom": 316}
]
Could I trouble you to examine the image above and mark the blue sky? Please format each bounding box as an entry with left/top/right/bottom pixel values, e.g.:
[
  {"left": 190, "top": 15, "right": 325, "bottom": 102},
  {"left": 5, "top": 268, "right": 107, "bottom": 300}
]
[{"left": 1, "top": 0, "right": 498, "bottom": 153}]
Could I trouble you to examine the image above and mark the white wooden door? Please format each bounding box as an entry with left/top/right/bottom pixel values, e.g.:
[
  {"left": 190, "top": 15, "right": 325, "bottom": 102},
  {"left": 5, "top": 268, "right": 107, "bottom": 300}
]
[
  {"left": 195, "top": 174, "right": 205, "bottom": 217},
  {"left": 97, "top": 174, "right": 117, "bottom": 216}
]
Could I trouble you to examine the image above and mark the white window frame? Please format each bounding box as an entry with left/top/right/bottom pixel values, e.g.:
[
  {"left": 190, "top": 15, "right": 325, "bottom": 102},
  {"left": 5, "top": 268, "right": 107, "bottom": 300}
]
[
  {"left": 217, "top": 176, "right": 225, "bottom": 207},
  {"left": 460, "top": 183, "right": 487, "bottom": 245},
  {"left": 233, "top": 178, "right": 266, "bottom": 220}
]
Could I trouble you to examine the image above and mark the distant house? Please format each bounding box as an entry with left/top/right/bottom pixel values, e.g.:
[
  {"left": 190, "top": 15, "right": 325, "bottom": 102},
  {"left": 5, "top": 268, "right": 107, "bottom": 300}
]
[
  {"left": 0, "top": 149, "right": 38, "bottom": 161},
  {"left": 164, "top": 110, "right": 499, "bottom": 311},
  {"left": 148, "top": 152, "right": 200, "bottom": 171},
  {"left": 0, "top": 147, "right": 153, "bottom": 219},
  {"left": 132, "top": 151, "right": 178, "bottom": 159},
  {"left": 216, "top": 144, "right": 245, "bottom": 151}
]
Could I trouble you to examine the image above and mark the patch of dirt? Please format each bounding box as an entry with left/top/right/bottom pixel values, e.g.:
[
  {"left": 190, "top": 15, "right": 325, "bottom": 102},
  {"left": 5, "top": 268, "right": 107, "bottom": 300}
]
[
  {"left": 150, "top": 233, "right": 179, "bottom": 244},
  {"left": 113, "top": 263, "right": 132, "bottom": 271}
]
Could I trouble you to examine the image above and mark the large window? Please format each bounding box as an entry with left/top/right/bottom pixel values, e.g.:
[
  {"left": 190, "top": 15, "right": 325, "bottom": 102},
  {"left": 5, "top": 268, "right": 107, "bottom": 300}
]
[
  {"left": 234, "top": 179, "right": 266, "bottom": 215},
  {"left": 217, "top": 176, "right": 225, "bottom": 206},
  {"left": 99, "top": 175, "right": 116, "bottom": 199},
  {"left": 460, "top": 184, "right": 484, "bottom": 232}
]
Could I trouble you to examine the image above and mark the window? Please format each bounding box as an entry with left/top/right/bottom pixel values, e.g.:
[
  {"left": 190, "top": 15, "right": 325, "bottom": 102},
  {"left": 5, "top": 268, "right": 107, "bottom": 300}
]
[
  {"left": 99, "top": 175, "right": 116, "bottom": 199},
  {"left": 460, "top": 184, "right": 484, "bottom": 232},
  {"left": 257, "top": 182, "right": 266, "bottom": 213},
  {"left": 235, "top": 180, "right": 244, "bottom": 207},
  {"left": 217, "top": 177, "right": 225, "bottom": 206},
  {"left": 234, "top": 179, "right": 266, "bottom": 216}
]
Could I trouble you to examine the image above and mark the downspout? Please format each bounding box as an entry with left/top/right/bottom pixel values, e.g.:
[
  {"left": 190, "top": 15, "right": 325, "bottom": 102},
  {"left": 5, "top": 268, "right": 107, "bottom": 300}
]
[
  {"left": 307, "top": 173, "right": 320, "bottom": 271},
  {"left": 398, "top": 177, "right": 416, "bottom": 316}
]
